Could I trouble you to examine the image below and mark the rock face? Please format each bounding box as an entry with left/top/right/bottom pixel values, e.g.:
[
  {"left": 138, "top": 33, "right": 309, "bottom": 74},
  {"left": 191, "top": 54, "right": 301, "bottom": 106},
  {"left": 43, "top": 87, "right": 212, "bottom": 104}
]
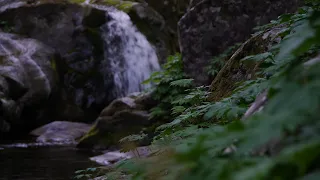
[
  {"left": 77, "top": 92, "right": 157, "bottom": 149},
  {"left": 178, "top": 0, "right": 303, "bottom": 85},
  {"left": 143, "top": 0, "right": 190, "bottom": 31},
  {"left": 0, "top": 32, "right": 58, "bottom": 134},
  {"left": 30, "top": 121, "right": 91, "bottom": 144},
  {"left": 140, "top": 0, "right": 191, "bottom": 55}
]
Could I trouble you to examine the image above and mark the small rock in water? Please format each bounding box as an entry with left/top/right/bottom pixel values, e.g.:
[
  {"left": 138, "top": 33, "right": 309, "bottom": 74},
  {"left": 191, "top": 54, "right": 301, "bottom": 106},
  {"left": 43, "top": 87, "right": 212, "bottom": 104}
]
[
  {"left": 90, "top": 151, "right": 132, "bottom": 166},
  {"left": 90, "top": 146, "right": 153, "bottom": 166}
]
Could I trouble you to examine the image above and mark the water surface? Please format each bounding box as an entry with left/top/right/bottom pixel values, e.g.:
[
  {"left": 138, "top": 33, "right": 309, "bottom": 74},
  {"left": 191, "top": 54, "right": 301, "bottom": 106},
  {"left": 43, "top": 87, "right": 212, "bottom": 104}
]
[{"left": 0, "top": 144, "right": 98, "bottom": 180}]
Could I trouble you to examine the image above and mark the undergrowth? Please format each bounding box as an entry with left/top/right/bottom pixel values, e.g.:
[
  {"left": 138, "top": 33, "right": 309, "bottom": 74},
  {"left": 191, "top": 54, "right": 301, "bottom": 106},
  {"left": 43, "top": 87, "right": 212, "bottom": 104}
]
[
  {"left": 141, "top": 53, "right": 196, "bottom": 121},
  {"left": 76, "top": 1, "right": 320, "bottom": 179}
]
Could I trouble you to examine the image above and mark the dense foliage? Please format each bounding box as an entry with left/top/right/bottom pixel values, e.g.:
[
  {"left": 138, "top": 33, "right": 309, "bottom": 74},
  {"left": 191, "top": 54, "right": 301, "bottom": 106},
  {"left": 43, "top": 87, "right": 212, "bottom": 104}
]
[
  {"left": 76, "top": 1, "right": 320, "bottom": 180},
  {"left": 142, "top": 53, "right": 196, "bottom": 120}
]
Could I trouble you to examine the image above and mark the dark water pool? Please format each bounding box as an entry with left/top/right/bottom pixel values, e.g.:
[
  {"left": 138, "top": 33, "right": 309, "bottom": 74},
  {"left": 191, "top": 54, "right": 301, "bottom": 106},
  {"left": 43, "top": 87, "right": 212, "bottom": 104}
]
[{"left": 0, "top": 144, "right": 98, "bottom": 180}]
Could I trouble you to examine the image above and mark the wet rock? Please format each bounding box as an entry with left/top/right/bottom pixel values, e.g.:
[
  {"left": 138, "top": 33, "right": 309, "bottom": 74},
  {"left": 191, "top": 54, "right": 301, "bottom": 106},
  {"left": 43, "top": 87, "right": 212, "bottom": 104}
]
[
  {"left": 178, "top": 0, "right": 303, "bottom": 85},
  {"left": 0, "top": 32, "right": 58, "bottom": 133},
  {"left": 89, "top": 146, "right": 153, "bottom": 165},
  {"left": 99, "top": 92, "right": 157, "bottom": 116},
  {"left": 77, "top": 110, "right": 150, "bottom": 149},
  {"left": 30, "top": 121, "right": 91, "bottom": 144},
  {"left": 100, "top": 97, "right": 137, "bottom": 117},
  {"left": 90, "top": 151, "right": 132, "bottom": 165},
  {"left": 242, "top": 90, "right": 268, "bottom": 120},
  {"left": 77, "top": 93, "right": 156, "bottom": 149}
]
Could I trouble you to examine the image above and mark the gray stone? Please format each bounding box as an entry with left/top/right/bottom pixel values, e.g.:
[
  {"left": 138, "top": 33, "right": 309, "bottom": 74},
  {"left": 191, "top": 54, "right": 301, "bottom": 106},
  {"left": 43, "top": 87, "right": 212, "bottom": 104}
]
[
  {"left": 0, "top": 31, "right": 58, "bottom": 132},
  {"left": 90, "top": 146, "right": 153, "bottom": 165},
  {"left": 30, "top": 121, "right": 92, "bottom": 144}
]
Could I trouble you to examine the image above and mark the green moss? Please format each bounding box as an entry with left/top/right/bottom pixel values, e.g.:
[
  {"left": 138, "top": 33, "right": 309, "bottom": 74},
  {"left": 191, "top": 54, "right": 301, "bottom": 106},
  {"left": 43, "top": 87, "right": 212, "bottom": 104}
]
[
  {"left": 93, "top": 0, "right": 138, "bottom": 13},
  {"left": 209, "top": 32, "right": 269, "bottom": 101},
  {"left": 68, "top": 0, "right": 86, "bottom": 3},
  {"left": 78, "top": 124, "right": 99, "bottom": 142},
  {"left": 118, "top": 1, "right": 136, "bottom": 12},
  {"left": 50, "top": 57, "right": 57, "bottom": 71}
]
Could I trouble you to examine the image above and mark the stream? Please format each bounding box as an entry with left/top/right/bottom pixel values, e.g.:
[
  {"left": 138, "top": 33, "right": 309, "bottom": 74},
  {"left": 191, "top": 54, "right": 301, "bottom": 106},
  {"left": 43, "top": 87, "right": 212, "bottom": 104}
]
[{"left": 0, "top": 140, "right": 98, "bottom": 180}]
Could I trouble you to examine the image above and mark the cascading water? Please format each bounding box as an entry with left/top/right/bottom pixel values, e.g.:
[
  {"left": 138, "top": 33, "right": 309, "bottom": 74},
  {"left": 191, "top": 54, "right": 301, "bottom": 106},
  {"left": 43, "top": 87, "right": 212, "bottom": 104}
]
[{"left": 99, "top": 6, "right": 160, "bottom": 98}]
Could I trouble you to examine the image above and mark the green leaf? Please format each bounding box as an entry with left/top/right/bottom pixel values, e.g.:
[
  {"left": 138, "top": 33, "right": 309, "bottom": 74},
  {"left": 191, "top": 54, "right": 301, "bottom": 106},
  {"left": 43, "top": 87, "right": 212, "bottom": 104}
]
[
  {"left": 170, "top": 79, "right": 194, "bottom": 87},
  {"left": 241, "top": 52, "right": 273, "bottom": 62}
]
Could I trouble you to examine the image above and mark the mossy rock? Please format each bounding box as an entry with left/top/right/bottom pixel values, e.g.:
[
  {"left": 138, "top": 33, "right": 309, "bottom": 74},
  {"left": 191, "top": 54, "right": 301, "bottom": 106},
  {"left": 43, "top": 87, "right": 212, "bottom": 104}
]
[
  {"left": 77, "top": 111, "right": 150, "bottom": 149},
  {"left": 209, "top": 25, "right": 288, "bottom": 102}
]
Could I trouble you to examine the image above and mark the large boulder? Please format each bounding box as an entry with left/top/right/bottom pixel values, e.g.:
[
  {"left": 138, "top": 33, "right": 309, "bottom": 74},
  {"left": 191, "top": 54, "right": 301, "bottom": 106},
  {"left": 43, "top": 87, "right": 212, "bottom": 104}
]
[
  {"left": 0, "top": 32, "right": 59, "bottom": 134},
  {"left": 209, "top": 24, "right": 288, "bottom": 101},
  {"left": 30, "top": 121, "right": 91, "bottom": 144},
  {"left": 77, "top": 92, "right": 157, "bottom": 149},
  {"left": 178, "top": 0, "right": 304, "bottom": 85},
  {"left": 0, "top": 2, "right": 109, "bottom": 122}
]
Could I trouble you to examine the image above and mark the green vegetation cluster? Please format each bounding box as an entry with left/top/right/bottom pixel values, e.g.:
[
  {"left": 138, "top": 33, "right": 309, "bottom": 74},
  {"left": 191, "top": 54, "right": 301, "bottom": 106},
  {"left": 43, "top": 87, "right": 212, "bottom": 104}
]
[{"left": 75, "top": 1, "right": 320, "bottom": 179}]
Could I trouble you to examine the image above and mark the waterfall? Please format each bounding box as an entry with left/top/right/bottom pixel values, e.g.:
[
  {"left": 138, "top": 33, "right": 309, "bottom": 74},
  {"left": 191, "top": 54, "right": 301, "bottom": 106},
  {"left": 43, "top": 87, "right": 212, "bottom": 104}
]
[
  {"left": 0, "top": 3, "right": 161, "bottom": 111},
  {"left": 100, "top": 7, "right": 160, "bottom": 98}
]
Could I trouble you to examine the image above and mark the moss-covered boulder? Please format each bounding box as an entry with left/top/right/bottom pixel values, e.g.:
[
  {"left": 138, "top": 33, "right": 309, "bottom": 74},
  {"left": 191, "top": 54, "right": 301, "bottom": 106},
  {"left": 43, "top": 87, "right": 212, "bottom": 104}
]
[
  {"left": 209, "top": 24, "right": 289, "bottom": 101},
  {"left": 77, "top": 92, "right": 157, "bottom": 149}
]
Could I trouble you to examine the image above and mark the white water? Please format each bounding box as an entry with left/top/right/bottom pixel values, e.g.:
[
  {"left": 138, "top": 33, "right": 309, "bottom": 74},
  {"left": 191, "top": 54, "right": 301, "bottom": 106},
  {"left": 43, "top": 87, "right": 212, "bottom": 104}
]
[{"left": 100, "top": 7, "right": 160, "bottom": 98}]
